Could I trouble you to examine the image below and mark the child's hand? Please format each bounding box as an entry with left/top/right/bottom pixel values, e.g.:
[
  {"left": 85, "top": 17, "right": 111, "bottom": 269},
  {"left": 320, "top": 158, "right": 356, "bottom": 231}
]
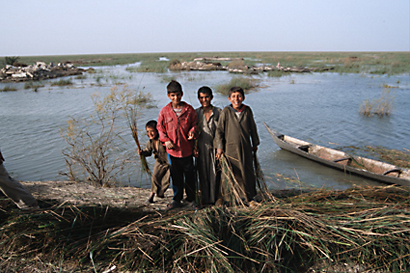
[
  {"left": 187, "top": 131, "right": 194, "bottom": 140},
  {"left": 165, "top": 141, "right": 174, "bottom": 150},
  {"left": 216, "top": 148, "right": 223, "bottom": 160},
  {"left": 137, "top": 148, "right": 142, "bottom": 155},
  {"left": 253, "top": 146, "right": 258, "bottom": 153},
  {"left": 193, "top": 149, "right": 199, "bottom": 158}
]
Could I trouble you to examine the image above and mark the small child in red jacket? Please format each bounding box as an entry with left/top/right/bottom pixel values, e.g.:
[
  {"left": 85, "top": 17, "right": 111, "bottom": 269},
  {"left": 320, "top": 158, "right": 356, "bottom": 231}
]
[{"left": 157, "top": 80, "right": 198, "bottom": 209}]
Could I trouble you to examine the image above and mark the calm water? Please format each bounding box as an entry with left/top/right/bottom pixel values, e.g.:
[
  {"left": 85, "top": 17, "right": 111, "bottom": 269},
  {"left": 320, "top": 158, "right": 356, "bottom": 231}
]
[{"left": 1, "top": 65, "right": 409, "bottom": 190}]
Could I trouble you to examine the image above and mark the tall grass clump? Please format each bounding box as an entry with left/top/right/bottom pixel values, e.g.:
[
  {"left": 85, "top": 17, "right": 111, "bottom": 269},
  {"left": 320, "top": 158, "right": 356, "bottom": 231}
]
[
  {"left": 267, "top": 70, "right": 287, "bottom": 77},
  {"left": 51, "top": 79, "right": 73, "bottom": 86},
  {"left": 125, "top": 60, "right": 168, "bottom": 73},
  {"left": 0, "top": 85, "right": 18, "bottom": 92},
  {"left": 216, "top": 77, "right": 260, "bottom": 95},
  {"left": 160, "top": 75, "right": 176, "bottom": 83},
  {"left": 359, "top": 89, "right": 394, "bottom": 117},
  {"left": 24, "top": 81, "right": 44, "bottom": 91},
  {"left": 227, "top": 59, "right": 246, "bottom": 69}
]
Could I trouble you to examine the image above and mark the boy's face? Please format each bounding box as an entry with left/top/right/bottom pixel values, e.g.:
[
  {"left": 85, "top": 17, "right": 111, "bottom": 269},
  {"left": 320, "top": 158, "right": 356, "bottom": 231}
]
[
  {"left": 168, "top": 91, "right": 183, "bottom": 106},
  {"left": 198, "top": 92, "right": 213, "bottom": 108},
  {"left": 228, "top": 91, "right": 244, "bottom": 110},
  {"left": 146, "top": 127, "right": 158, "bottom": 140}
]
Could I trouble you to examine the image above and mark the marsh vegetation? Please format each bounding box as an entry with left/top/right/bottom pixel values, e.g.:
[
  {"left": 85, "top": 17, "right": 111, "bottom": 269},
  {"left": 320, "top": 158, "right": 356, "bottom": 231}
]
[
  {"left": 0, "top": 85, "right": 17, "bottom": 92},
  {"left": 359, "top": 89, "right": 394, "bottom": 117},
  {"left": 216, "top": 77, "right": 260, "bottom": 95},
  {"left": 1, "top": 185, "right": 409, "bottom": 272},
  {"left": 4, "top": 51, "right": 409, "bottom": 76}
]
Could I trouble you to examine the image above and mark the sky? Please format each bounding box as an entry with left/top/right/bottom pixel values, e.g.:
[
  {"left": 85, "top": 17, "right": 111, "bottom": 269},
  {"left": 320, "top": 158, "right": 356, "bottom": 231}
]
[{"left": 1, "top": 0, "right": 409, "bottom": 56}]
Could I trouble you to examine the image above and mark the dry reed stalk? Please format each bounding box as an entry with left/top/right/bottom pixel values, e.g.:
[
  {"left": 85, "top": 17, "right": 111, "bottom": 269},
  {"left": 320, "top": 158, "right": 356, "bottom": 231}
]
[
  {"left": 1, "top": 185, "right": 410, "bottom": 272},
  {"left": 218, "top": 154, "right": 247, "bottom": 207},
  {"left": 253, "top": 152, "right": 277, "bottom": 203},
  {"left": 130, "top": 122, "right": 150, "bottom": 175}
]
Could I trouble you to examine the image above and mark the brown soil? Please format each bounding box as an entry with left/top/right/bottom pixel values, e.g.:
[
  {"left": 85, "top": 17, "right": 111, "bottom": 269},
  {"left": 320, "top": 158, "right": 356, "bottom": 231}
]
[{"left": 21, "top": 181, "right": 173, "bottom": 211}]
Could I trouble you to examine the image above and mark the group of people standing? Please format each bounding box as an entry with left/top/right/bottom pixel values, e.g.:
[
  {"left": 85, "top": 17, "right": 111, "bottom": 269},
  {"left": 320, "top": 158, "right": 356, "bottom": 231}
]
[
  {"left": 140, "top": 80, "right": 260, "bottom": 210},
  {"left": 1, "top": 79, "right": 260, "bottom": 211}
]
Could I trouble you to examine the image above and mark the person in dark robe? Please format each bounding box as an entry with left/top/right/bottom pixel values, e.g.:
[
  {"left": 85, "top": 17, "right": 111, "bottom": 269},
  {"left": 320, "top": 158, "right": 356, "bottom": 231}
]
[
  {"left": 214, "top": 86, "right": 260, "bottom": 205},
  {"left": 194, "top": 86, "right": 221, "bottom": 205}
]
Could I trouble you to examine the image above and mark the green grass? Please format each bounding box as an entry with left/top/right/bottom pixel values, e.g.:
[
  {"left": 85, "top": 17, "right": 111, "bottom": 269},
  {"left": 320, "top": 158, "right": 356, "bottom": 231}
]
[
  {"left": 267, "top": 70, "right": 288, "bottom": 77},
  {"left": 2, "top": 52, "right": 410, "bottom": 75},
  {"left": 215, "top": 77, "right": 260, "bottom": 95},
  {"left": 50, "top": 79, "right": 73, "bottom": 86},
  {"left": 74, "top": 74, "right": 87, "bottom": 80},
  {"left": 24, "top": 81, "right": 45, "bottom": 90}
]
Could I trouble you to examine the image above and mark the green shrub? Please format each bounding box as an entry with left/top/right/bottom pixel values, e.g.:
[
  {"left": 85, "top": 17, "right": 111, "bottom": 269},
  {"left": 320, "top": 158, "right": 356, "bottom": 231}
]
[{"left": 4, "top": 56, "right": 19, "bottom": 65}]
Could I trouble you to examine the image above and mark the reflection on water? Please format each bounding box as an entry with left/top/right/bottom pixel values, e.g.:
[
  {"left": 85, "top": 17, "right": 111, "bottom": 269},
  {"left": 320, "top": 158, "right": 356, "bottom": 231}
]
[{"left": 1, "top": 66, "right": 409, "bottom": 190}]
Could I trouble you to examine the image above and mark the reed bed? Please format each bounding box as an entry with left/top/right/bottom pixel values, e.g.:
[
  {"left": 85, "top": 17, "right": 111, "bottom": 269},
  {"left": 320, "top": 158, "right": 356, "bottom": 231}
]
[{"left": 1, "top": 185, "right": 409, "bottom": 272}]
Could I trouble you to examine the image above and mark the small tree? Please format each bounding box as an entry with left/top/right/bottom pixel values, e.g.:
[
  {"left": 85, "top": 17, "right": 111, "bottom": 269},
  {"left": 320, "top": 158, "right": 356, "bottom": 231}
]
[
  {"left": 60, "top": 85, "right": 153, "bottom": 187},
  {"left": 5, "top": 56, "right": 20, "bottom": 66}
]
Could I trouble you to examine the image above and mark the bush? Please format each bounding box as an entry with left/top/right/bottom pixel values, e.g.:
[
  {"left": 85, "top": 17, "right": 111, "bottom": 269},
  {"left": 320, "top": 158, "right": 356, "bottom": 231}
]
[
  {"left": 60, "top": 85, "right": 154, "bottom": 186},
  {"left": 4, "top": 56, "right": 19, "bottom": 65}
]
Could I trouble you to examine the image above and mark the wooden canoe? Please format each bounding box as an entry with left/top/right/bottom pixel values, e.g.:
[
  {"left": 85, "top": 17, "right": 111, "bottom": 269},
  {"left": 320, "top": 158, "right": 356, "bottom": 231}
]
[{"left": 264, "top": 122, "right": 410, "bottom": 186}]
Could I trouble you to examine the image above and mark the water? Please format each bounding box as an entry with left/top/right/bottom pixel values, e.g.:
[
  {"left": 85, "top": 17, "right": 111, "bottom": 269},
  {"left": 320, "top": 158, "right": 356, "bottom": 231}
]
[{"left": 1, "top": 66, "right": 409, "bottom": 190}]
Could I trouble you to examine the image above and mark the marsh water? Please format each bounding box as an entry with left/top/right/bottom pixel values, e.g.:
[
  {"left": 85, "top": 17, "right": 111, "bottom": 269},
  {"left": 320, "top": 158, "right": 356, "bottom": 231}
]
[{"left": 1, "top": 64, "right": 409, "bottom": 190}]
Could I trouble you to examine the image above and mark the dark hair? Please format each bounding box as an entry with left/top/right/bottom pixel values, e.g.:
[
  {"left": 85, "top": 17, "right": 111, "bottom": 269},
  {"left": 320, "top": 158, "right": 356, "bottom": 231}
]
[
  {"left": 229, "top": 86, "right": 245, "bottom": 98},
  {"left": 197, "top": 86, "right": 213, "bottom": 98},
  {"left": 145, "top": 120, "right": 157, "bottom": 129},
  {"left": 167, "top": 80, "right": 182, "bottom": 94}
]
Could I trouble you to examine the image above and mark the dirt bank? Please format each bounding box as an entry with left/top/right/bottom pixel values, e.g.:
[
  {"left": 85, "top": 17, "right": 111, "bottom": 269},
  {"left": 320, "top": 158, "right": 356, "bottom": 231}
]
[{"left": 20, "top": 181, "right": 172, "bottom": 211}]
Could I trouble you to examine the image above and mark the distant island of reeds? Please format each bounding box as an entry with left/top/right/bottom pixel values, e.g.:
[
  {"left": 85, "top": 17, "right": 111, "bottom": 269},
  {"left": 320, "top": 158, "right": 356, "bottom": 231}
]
[{"left": 2, "top": 51, "right": 409, "bottom": 75}]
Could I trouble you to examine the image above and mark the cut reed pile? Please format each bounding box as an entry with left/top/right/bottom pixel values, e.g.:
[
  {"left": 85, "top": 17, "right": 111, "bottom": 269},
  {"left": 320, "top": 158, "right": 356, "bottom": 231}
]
[{"left": 1, "top": 185, "right": 409, "bottom": 272}]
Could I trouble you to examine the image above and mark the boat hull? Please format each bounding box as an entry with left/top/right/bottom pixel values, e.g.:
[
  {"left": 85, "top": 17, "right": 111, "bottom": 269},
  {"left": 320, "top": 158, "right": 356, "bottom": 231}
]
[{"left": 264, "top": 123, "right": 410, "bottom": 186}]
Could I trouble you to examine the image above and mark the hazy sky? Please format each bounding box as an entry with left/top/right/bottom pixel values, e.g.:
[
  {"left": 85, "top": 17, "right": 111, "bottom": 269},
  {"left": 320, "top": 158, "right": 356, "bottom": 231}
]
[{"left": 1, "top": 1, "right": 409, "bottom": 56}]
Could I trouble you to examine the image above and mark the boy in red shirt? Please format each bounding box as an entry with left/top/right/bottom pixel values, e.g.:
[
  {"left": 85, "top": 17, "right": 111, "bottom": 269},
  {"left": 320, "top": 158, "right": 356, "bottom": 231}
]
[{"left": 157, "top": 80, "right": 198, "bottom": 209}]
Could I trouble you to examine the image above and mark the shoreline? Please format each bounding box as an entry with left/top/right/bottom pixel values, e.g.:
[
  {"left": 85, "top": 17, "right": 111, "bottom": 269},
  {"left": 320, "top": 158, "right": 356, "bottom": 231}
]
[{"left": 20, "top": 180, "right": 173, "bottom": 211}]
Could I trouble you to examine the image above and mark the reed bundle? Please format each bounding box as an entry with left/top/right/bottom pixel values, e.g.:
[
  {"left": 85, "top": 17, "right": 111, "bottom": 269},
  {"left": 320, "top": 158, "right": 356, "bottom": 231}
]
[
  {"left": 130, "top": 120, "right": 150, "bottom": 175},
  {"left": 125, "top": 91, "right": 151, "bottom": 175},
  {"left": 1, "top": 185, "right": 409, "bottom": 272},
  {"left": 218, "top": 153, "right": 276, "bottom": 207}
]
